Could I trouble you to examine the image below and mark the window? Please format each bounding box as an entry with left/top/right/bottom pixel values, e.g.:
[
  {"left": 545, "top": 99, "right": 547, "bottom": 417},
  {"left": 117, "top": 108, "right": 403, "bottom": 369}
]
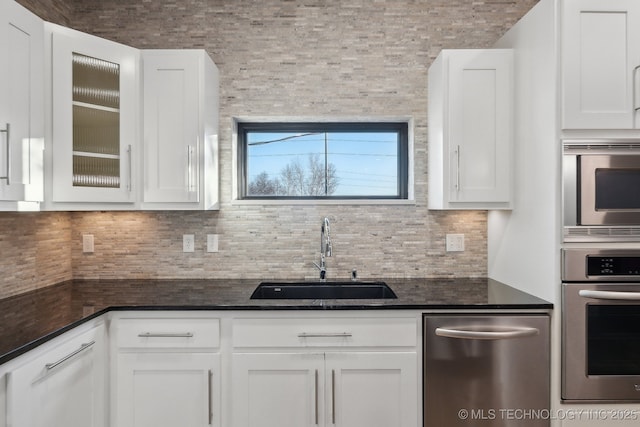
[{"left": 237, "top": 122, "right": 409, "bottom": 200}]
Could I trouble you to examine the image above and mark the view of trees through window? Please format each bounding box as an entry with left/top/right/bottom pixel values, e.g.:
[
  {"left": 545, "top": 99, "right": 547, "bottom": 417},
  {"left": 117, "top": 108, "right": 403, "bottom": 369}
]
[{"left": 241, "top": 124, "right": 407, "bottom": 198}]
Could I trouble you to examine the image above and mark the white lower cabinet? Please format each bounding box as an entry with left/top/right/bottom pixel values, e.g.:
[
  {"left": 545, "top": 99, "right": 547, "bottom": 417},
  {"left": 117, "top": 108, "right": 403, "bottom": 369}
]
[
  {"left": 231, "top": 351, "right": 417, "bottom": 427},
  {"left": 230, "top": 315, "right": 419, "bottom": 427},
  {"left": 116, "top": 352, "right": 220, "bottom": 427},
  {"left": 111, "top": 315, "right": 222, "bottom": 427},
  {"left": 7, "top": 322, "right": 106, "bottom": 427}
]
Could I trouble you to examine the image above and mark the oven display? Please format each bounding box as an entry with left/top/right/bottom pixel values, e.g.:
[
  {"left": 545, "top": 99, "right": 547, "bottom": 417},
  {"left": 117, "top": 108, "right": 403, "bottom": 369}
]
[{"left": 587, "top": 256, "right": 640, "bottom": 275}]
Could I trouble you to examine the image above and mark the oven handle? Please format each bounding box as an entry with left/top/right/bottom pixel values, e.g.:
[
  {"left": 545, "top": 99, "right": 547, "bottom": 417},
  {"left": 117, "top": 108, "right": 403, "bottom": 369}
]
[
  {"left": 578, "top": 289, "right": 640, "bottom": 300},
  {"left": 434, "top": 326, "right": 539, "bottom": 340}
]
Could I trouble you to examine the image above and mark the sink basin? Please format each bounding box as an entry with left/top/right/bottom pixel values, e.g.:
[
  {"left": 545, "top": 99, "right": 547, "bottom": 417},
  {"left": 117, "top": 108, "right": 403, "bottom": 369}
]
[{"left": 250, "top": 281, "right": 397, "bottom": 300}]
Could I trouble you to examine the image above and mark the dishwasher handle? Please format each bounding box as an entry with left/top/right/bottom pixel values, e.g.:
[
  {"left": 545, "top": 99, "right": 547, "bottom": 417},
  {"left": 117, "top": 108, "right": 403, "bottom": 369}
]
[{"left": 435, "top": 326, "right": 539, "bottom": 340}]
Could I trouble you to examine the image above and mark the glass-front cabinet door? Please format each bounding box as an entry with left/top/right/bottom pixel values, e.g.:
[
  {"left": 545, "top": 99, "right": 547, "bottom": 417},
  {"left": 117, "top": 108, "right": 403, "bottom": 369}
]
[{"left": 50, "top": 26, "right": 139, "bottom": 204}]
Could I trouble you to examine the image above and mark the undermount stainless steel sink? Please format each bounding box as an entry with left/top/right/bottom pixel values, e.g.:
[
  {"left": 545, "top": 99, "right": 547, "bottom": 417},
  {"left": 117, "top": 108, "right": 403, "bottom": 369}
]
[{"left": 250, "top": 281, "right": 397, "bottom": 300}]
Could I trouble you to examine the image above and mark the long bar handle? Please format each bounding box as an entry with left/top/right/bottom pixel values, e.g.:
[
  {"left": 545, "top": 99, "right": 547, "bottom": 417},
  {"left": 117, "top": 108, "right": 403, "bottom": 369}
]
[
  {"left": 127, "top": 144, "right": 132, "bottom": 192},
  {"left": 298, "top": 332, "right": 352, "bottom": 338},
  {"left": 454, "top": 145, "right": 460, "bottom": 191},
  {"left": 314, "top": 369, "right": 319, "bottom": 425},
  {"left": 137, "top": 332, "right": 194, "bottom": 338},
  {"left": 435, "top": 326, "right": 539, "bottom": 340},
  {"left": 45, "top": 341, "right": 95, "bottom": 371},
  {"left": 331, "top": 369, "right": 336, "bottom": 424},
  {"left": 579, "top": 289, "right": 640, "bottom": 301},
  {"left": 187, "top": 145, "right": 194, "bottom": 192},
  {"left": 634, "top": 65, "right": 640, "bottom": 114},
  {"left": 208, "top": 370, "right": 213, "bottom": 425},
  {"left": 1, "top": 123, "right": 10, "bottom": 184}
]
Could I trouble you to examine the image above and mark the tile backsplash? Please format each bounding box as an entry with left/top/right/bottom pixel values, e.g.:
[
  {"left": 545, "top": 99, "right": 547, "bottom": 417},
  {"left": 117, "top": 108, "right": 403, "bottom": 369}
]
[{"left": 2, "top": 0, "right": 538, "bottom": 299}]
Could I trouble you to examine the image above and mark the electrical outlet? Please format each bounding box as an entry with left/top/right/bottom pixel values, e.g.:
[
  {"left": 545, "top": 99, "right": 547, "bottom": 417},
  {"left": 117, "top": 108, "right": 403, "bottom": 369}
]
[
  {"left": 82, "top": 234, "right": 95, "bottom": 253},
  {"left": 446, "top": 234, "right": 465, "bottom": 252},
  {"left": 207, "top": 234, "right": 219, "bottom": 253},
  {"left": 183, "top": 234, "right": 195, "bottom": 253}
]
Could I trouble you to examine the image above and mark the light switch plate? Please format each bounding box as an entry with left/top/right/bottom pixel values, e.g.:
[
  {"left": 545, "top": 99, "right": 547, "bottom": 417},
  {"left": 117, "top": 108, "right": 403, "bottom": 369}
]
[{"left": 446, "top": 234, "right": 465, "bottom": 252}]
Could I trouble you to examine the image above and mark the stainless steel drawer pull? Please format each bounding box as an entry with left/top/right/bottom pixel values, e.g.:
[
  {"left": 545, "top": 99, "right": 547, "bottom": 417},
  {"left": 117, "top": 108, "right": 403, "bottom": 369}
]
[
  {"left": 579, "top": 289, "right": 640, "bottom": 301},
  {"left": 435, "top": 327, "right": 539, "bottom": 340},
  {"left": 1, "top": 123, "right": 10, "bottom": 184},
  {"left": 137, "top": 332, "right": 194, "bottom": 338},
  {"left": 208, "top": 370, "right": 213, "bottom": 425},
  {"left": 298, "top": 332, "right": 353, "bottom": 338},
  {"left": 45, "top": 341, "right": 95, "bottom": 371}
]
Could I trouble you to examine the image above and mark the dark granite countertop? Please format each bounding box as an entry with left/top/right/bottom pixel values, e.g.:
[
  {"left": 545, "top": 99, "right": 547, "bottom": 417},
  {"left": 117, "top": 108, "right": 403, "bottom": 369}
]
[{"left": 0, "top": 278, "right": 551, "bottom": 365}]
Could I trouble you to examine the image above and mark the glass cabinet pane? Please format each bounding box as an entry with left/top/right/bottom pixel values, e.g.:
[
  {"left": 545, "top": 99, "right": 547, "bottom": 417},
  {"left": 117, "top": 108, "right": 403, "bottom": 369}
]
[{"left": 71, "top": 52, "right": 121, "bottom": 188}]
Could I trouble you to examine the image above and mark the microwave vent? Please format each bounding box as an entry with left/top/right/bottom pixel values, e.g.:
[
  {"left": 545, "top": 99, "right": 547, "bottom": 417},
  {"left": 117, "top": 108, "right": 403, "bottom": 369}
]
[{"left": 563, "top": 142, "right": 640, "bottom": 152}]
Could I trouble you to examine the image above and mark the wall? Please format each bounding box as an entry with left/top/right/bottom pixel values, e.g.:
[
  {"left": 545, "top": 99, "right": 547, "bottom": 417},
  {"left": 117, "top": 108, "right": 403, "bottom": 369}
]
[{"left": 2, "top": 0, "right": 539, "bottom": 297}]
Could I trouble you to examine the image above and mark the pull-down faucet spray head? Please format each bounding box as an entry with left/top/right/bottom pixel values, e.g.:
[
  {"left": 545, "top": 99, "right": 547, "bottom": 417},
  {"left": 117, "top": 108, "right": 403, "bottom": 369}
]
[{"left": 322, "top": 217, "right": 332, "bottom": 257}]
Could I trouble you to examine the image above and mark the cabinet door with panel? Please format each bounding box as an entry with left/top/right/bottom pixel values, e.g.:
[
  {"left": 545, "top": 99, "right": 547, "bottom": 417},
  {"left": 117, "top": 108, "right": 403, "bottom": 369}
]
[
  {"left": 48, "top": 23, "right": 139, "bottom": 205},
  {"left": 117, "top": 352, "right": 220, "bottom": 427},
  {"left": 142, "top": 49, "right": 219, "bottom": 210},
  {"left": 562, "top": 0, "right": 640, "bottom": 129},
  {"left": 326, "top": 352, "right": 417, "bottom": 427},
  {"left": 8, "top": 323, "right": 106, "bottom": 427},
  {"left": 231, "top": 353, "right": 325, "bottom": 427},
  {"left": 113, "top": 316, "right": 222, "bottom": 427},
  {"left": 428, "top": 49, "right": 513, "bottom": 210},
  {"left": 0, "top": 0, "right": 44, "bottom": 209}
]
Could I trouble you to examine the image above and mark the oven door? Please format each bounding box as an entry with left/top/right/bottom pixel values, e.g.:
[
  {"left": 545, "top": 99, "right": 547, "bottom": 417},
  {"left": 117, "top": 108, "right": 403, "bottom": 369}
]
[
  {"left": 579, "top": 155, "right": 640, "bottom": 226},
  {"left": 563, "top": 283, "right": 640, "bottom": 401}
]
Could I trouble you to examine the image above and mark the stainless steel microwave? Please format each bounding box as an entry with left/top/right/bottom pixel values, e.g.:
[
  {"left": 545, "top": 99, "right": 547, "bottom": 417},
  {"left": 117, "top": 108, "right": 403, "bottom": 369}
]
[{"left": 564, "top": 141, "right": 640, "bottom": 242}]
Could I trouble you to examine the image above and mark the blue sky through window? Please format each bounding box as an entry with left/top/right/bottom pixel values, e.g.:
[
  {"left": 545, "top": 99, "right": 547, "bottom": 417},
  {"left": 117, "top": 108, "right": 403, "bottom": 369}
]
[{"left": 246, "top": 131, "right": 399, "bottom": 196}]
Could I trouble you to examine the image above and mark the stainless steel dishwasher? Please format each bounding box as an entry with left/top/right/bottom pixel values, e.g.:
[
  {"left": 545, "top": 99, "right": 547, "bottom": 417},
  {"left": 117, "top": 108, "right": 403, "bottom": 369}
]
[{"left": 423, "top": 314, "right": 550, "bottom": 426}]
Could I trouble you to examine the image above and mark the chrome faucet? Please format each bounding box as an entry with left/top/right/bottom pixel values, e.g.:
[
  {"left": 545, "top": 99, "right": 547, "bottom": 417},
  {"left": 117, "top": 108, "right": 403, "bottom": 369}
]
[{"left": 313, "top": 217, "right": 332, "bottom": 280}]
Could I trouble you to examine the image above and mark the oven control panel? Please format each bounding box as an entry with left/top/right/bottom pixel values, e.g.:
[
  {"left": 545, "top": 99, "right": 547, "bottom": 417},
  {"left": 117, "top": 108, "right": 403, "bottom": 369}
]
[{"left": 587, "top": 256, "right": 640, "bottom": 276}]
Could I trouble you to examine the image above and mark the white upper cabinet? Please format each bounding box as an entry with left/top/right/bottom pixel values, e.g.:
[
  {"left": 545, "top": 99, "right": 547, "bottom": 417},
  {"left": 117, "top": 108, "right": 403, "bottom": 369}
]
[
  {"left": 0, "top": 0, "right": 44, "bottom": 210},
  {"left": 142, "top": 50, "right": 219, "bottom": 210},
  {"left": 428, "top": 49, "right": 514, "bottom": 210},
  {"left": 46, "top": 23, "right": 140, "bottom": 208},
  {"left": 562, "top": 0, "right": 640, "bottom": 129}
]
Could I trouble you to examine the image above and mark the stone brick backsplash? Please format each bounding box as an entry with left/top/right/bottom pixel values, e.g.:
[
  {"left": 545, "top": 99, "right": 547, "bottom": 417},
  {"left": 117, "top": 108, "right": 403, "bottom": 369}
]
[{"left": 2, "top": 0, "right": 538, "bottom": 295}]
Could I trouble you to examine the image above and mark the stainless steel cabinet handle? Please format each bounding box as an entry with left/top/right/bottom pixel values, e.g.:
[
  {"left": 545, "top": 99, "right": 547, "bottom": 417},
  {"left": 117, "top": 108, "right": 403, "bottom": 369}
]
[
  {"left": 208, "top": 370, "right": 213, "bottom": 425},
  {"left": 187, "top": 145, "right": 194, "bottom": 192},
  {"left": 435, "top": 326, "right": 539, "bottom": 340},
  {"left": 454, "top": 145, "right": 460, "bottom": 191},
  {"left": 579, "top": 289, "right": 640, "bottom": 301},
  {"left": 127, "top": 144, "right": 132, "bottom": 192},
  {"left": 634, "top": 65, "right": 640, "bottom": 114},
  {"left": 1, "top": 123, "right": 10, "bottom": 184},
  {"left": 298, "top": 332, "right": 353, "bottom": 338},
  {"left": 331, "top": 369, "right": 336, "bottom": 424},
  {"left": 45, "top": 341, "right": 95, "bottom": 371},
  {"left": 137, "top": 332, "right": 194, "bottom": 338},
  {"left": 314, "top": 369, "right": 319, "bottom": 425}
]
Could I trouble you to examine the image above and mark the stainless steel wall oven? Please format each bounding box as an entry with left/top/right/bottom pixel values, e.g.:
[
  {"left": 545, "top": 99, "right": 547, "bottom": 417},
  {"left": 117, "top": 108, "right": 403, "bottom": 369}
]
[
  {"left": 563, "top": 140, "right": 640, "bottom": 242},
  {"left": 563, "top": 248, "right": 640, "bottom": 401}
]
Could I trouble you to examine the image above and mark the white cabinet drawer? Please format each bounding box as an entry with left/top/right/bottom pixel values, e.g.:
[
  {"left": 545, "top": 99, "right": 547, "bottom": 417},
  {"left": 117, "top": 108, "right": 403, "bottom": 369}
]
[
  {"left": 115, "top": 318, "right": 220, "bottom": 349},
  {"left": 233, "top": 317, "right": 417, "bottom": 348}
]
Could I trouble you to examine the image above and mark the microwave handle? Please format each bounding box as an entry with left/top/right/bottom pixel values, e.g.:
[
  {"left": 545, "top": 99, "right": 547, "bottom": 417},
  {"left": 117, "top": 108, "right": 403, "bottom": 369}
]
[
  {"left": 434, "top": 326, "right": 539, "bottom": 340},
  {"left": 579, "top": 289, "right": 640, "bottom": 301}
]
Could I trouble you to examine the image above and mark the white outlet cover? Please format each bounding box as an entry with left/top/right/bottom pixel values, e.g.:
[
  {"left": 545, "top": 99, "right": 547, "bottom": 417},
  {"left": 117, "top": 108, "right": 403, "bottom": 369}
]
[
  {"left": 445, "top": 234, "right": 465, "bottom": 252},
  {"left": 183, "top": 234, "right": 195, "bottom": 253},
  {"left": 82, "top": 234, "right": 94, "bottom": 253}
]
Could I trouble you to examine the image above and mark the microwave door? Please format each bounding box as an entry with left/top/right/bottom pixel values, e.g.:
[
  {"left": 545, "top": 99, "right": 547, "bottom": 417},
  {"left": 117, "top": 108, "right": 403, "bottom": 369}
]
[{"left": 579, "top": 155, "right": 640, "bottom": 226}]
